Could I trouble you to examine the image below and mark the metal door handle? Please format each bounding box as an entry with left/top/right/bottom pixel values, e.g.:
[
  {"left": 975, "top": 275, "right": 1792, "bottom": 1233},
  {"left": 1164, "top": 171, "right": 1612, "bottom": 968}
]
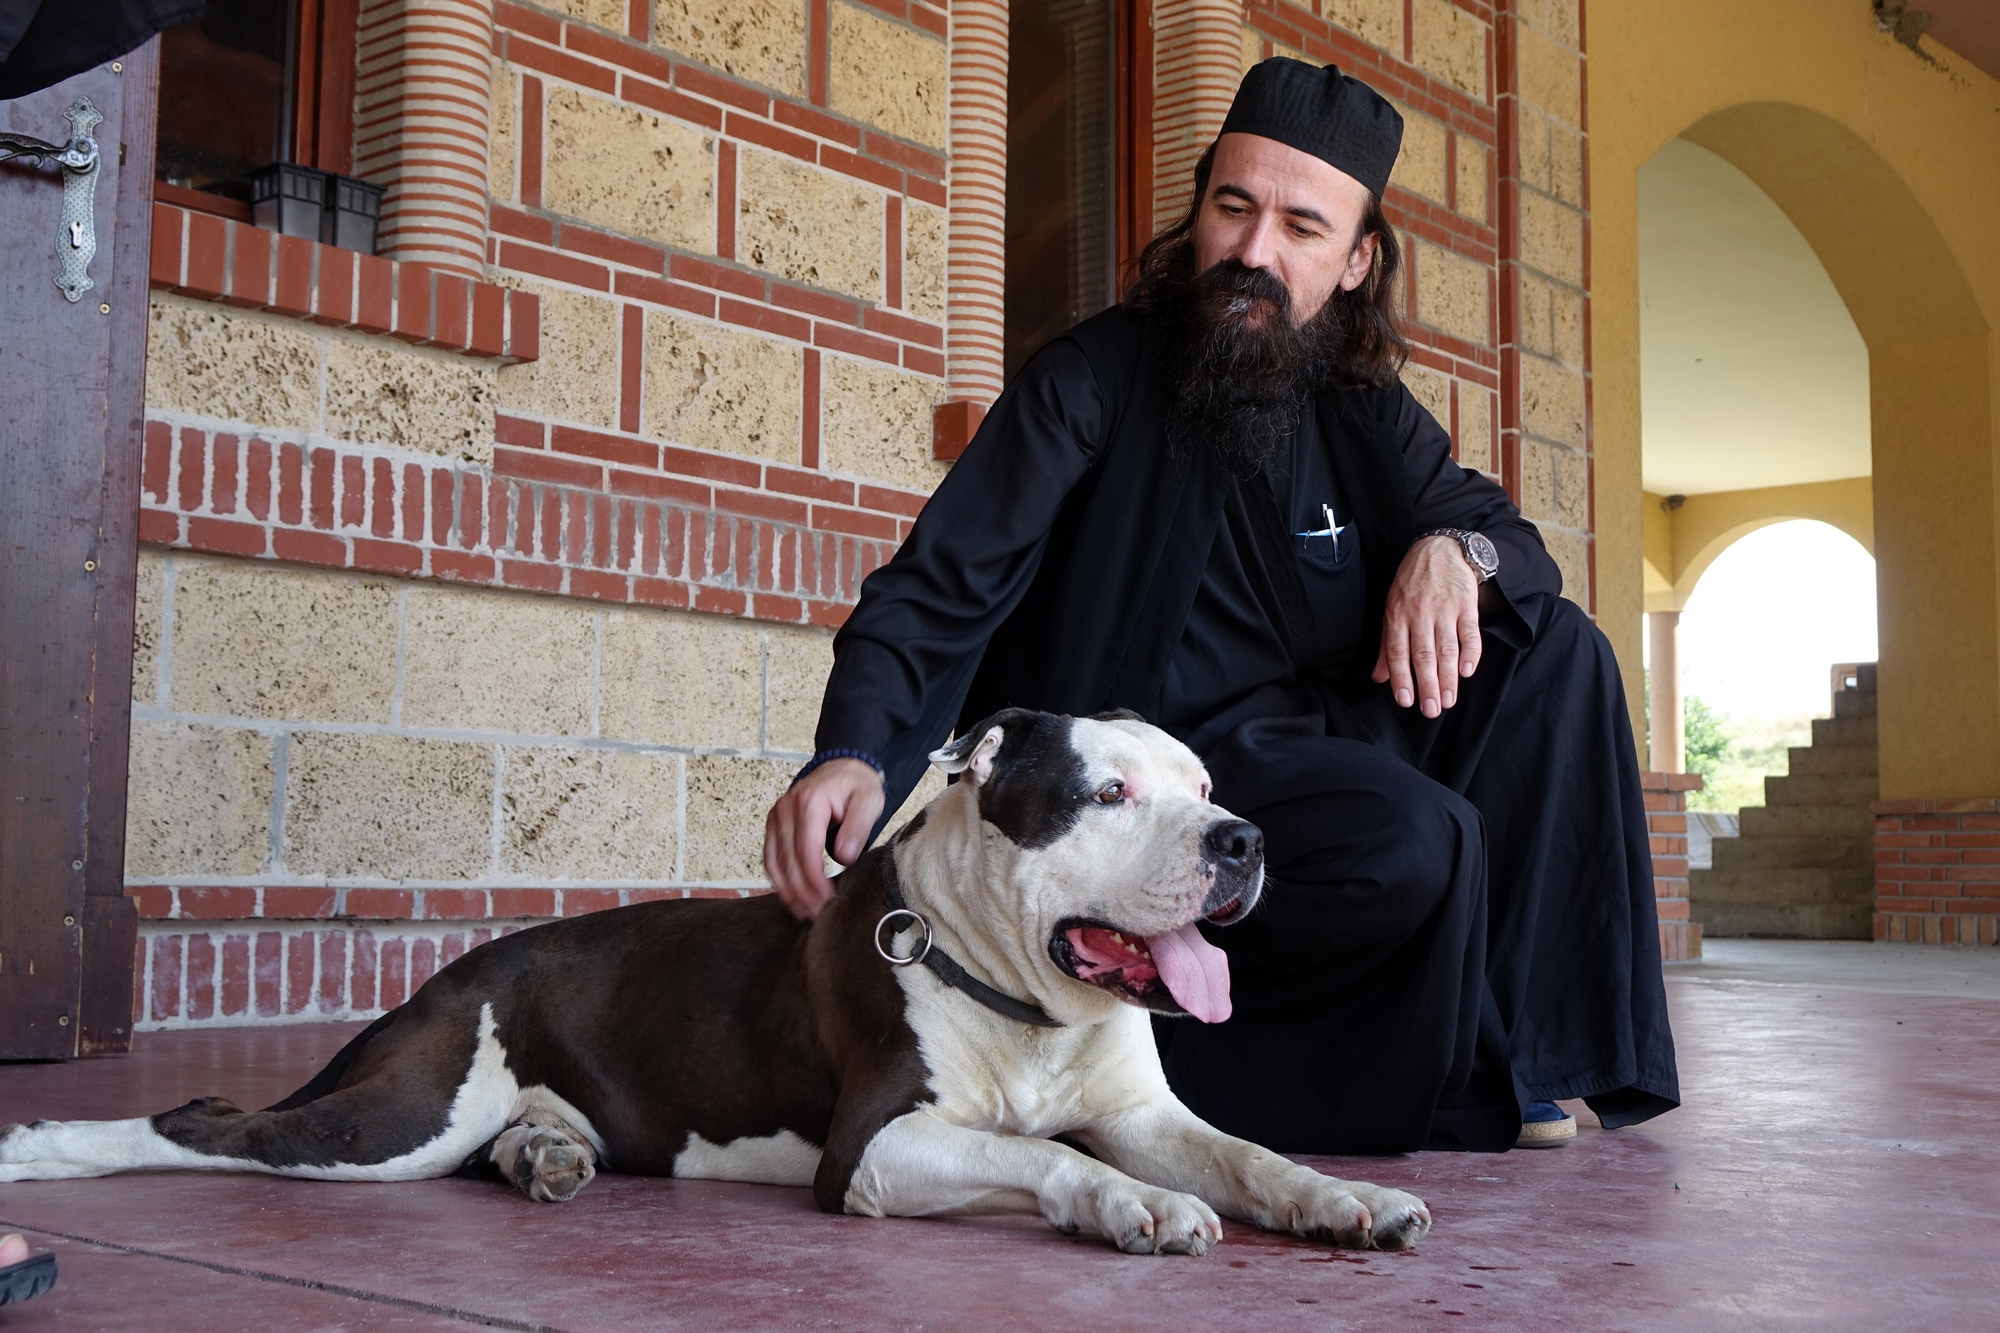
[{"left": 0, "top": 96, "right": 103, "bottom": 303}]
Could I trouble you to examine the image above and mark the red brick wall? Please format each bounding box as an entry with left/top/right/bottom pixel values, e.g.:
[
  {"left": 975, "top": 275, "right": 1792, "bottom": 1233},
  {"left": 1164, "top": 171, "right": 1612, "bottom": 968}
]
[
  {"left": 1644, "top": 771, "right": 1702, "bottom": 961},
  {"left": 1872, "top": 799, "right": 2000, "bottom": 944}
]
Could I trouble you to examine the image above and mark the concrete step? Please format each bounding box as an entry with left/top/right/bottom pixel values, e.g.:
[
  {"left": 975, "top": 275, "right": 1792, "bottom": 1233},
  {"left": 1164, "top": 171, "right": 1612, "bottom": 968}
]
[
  {"left": 1784, "top": 744, "right": 1880, "bottom": 777},
  {"left": 1689, "top": 864, "right": 1874, "bottom": 908},
  {"left": 1764, "top": 772, "right": 1880, "bottom": 807},
  {"left": 1696, "top": 901, "right": 1874, "bottom": 940},
  {"left": 1736, "top": 805, "right": 1877, "bottom": 839},
  {"left": 1811, "top": 714, "right": 1877, "bottom": 749},
  {"left": 1833, "top": 690, "right": 1878, "bottom": 721},
  {"left": 1708, "top": 834, "right": 1874, "bottom": 872}
]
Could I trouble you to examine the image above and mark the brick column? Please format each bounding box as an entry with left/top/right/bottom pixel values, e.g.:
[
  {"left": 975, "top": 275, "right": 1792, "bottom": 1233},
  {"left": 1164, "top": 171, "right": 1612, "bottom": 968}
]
[
  {"left": 1645, "top": 771, "right": 1703, "bottom": 961},
  {"left": 354, "top": 0, "right": 496, "bottom": 276},
  {"left": 1150, "top": 0, "right": 1242, "bottom": 230},
  {"left": 1872, "top": 799, "right": 2000, "bottom": 943},
  {"left": 934, "top": 0, "right": 1008, "bottom": 457},
  {"left": 1496, "top": 0, "right": 1593, "bottom": 609}
]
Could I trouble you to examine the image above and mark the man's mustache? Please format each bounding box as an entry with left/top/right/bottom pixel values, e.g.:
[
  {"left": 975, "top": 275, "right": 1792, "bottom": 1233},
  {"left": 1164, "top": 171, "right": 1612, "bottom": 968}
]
[{"left": 1194, "top": 260, "right": 1293, "bottom": 321}]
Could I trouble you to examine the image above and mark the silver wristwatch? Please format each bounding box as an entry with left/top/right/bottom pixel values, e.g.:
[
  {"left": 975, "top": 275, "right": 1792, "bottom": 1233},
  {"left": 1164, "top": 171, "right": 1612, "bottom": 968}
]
[{"left": 1420, "top": 528, "right": 1499, "bottom": 582}]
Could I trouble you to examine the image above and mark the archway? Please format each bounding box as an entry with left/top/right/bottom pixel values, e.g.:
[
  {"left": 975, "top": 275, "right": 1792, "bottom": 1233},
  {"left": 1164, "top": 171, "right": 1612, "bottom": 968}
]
[{"left": 1591, "top": 0, "right": 2000, "bottom": 810}]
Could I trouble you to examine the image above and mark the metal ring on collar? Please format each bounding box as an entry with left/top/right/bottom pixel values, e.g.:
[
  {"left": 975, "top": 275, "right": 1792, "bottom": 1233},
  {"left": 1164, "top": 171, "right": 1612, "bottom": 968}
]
[{"left": 874, "top": 908, "right": 933, "bottom": 967}]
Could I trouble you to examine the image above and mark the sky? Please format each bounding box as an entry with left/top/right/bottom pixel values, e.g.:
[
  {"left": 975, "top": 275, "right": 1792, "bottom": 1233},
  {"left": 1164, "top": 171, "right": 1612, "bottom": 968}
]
[{"left": 1646, "top": 519, "right": 1878, "bottom": 722}]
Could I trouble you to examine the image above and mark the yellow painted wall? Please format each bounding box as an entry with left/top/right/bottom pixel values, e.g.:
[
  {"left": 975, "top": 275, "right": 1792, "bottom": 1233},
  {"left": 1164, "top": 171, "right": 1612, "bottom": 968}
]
[
  {"left": 1641, "top": 478, "right": 1874, "bottom": 612},
  {"left": 1591, "top": 0, "right": 2000, "bottom": 798}
]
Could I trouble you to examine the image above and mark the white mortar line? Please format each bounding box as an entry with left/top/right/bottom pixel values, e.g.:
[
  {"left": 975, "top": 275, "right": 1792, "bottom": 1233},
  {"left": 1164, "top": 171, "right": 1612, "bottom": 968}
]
[
  {"left": 156, "top": 555, "right": 177, "bottom": 709},
  {"left": 124, "top": 704, "right": 809, "bottom": 759}
]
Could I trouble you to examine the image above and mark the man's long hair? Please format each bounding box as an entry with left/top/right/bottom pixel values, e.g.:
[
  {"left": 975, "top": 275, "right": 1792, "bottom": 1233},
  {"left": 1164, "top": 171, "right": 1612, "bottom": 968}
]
[{"left": 1125, "top": 142, "right": 1410, "bottom": 391}]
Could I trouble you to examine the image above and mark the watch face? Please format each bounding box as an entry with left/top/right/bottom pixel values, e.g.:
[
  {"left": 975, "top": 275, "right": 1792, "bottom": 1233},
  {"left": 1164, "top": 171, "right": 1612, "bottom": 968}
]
[{"left": 1466, "top": 531, "right": 1499, "bottom": 573}]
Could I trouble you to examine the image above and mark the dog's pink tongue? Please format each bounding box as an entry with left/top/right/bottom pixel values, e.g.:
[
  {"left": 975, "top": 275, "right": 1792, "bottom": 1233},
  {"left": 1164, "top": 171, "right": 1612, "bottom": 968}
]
[{"left": 1142, "top": 925, "right": 1231, "bottom": 1023}]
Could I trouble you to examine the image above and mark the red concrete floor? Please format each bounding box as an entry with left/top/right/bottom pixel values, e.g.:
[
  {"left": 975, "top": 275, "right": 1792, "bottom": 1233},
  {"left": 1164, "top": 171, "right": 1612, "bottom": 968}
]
[{"left": 3, "top": 951, "right": 1997, "bottom": 1332}]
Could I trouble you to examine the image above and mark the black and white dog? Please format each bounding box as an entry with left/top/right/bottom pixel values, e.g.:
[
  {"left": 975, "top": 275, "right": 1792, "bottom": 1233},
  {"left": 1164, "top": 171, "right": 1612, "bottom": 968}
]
[{"left": 0, "top": 710, "right": 1429, "bottom": 1255}]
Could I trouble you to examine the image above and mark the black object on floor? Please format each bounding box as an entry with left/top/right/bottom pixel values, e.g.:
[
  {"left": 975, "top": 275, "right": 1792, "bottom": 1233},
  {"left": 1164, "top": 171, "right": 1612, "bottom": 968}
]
[{"left": 0, "top": 1250, "right": 57, "bottom": 1305}]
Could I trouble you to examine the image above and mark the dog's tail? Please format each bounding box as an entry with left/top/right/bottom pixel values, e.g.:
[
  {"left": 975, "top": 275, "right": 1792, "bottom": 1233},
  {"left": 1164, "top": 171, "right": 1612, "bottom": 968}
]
[{"left": 263, "top": 1008, "right": 403, "bottom": 1111}]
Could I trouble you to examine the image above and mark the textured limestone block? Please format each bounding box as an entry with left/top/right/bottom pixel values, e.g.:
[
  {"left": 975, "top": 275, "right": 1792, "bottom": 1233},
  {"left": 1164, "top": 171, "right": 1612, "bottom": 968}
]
[
  {"left": 1552, "top": 284, "right": 1585, "bottom": 368},
  {"left": 642, "top": 309, "right": 801, "bottom": 461},
  {"left": 653, "top": 0, "right": 807, "bottom": 98},
  {"left": 495, "top": 282, "right": 620, "bottom": 429},
  {"left": 1518, "top": 439, "right": 1555, "bottom": 522},
  {"left": 1549, "top": 123, "right": 1585, "bottom": 207},
  {"left": 133, "top": 549, "right": 165, "bottom": 707},
  {"left": 1415, "top": 241, "right": 1489, "bottom": 346},
  {"left": 1520, "top": 0, "right": 1580, "bottom": 46},
  {"left": 500, "top": 747, "right": 679, "bottom": 879},
  {"left": 598, "top": 608, "right": 763, "bottom": 749},
  {"left": 1459, "top": 386, "right": 1493, "bottom": 473},
  {"left": 1411, "top": 0, "right": 1487, "bottom": 99},
  {"left": 488, "top": 61, "right": 516, "bottom": 202},
  {"left": 684, "top": 754, "right": 794, "bottom": 881},
  {"left": 828, "top": 2, "right": 945, "bottom": 147},
  {"left": 882, "top": 764, "right": 946, "bottom": 840},
  {"left": 322, "top": 339, "right": 496, "bottom": 464},
  {"left": 903, "top": 200, "right": 946, "bottom": 323},
  {"left": 1389, "top": 102, "right": 1447, "bottom": 204},
  {"left": 1517, "top": 271, "right": 1553, "bottom": 357},
  {"left": 145, "top": 296, "right": 320, "bottom": 430},
  {"left": 764, "top": 627, "right": 834, "bottom": 754},
  {"left": 1515, "top": 22, "right": 1579, "bottom": 124},
  {"left": 1518, "top": 109, "right": 1553, "bottom": 195},
  {"left": 1519, "top": 191, "right": 1583, "bottom": 285},
  {"left": 170, "top": 560, "right": 398, "bottom": 723},
  {"left": 125, "top": 720, "right": 273, "bottom": 878},
  {"left": 1401, "top": 365, "right": 1451, "bottom": 430},
  {"left": 542, "top": 0, "right": 625, "bottom": 28},
  {"left": 285, "top": 733, "right": 493, "bottom": 879},
  {"left": 1240, "top": 26, "right": 1260, "bottom": 73},
  {"left": 1520, "top": 355, "right": 1586, "bottom": 449},
  {"left": 1537, "top": 521, "right": 1589, "bottom": 606},
  {"left": 1454, "top": 135, "right": 1487, "bottom": 222},
  {"left": 1553, "top": 443, "right": 1590, "bottom": 530},
  {"left": 544, "top": 87, "right": 716, "bottom": 253},
  {"left": 1324, "top": 0, "right": 1403, "bottom": 52},
  {"left": 401, "top": 585, "right": 597, "bottom": 735},
  {"left": 820, "top": 355, "right": 946, "bottom": 492},
  {"left": 738, "top": 150, "right": 884, "bottom": 301}
]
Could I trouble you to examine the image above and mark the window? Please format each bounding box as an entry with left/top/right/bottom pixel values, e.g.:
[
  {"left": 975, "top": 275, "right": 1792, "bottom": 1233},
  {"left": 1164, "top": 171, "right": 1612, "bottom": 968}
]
[
  {"left": 154, "top": 0, "right": 357, "bottom": 212},
  {"left": 1004, "top": 0, "right": 1122, "bottom": 381}
]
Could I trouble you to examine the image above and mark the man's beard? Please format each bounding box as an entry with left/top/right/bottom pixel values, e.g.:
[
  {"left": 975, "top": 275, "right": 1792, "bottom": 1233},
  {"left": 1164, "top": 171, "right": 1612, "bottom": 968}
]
[{"left": 1156, "top": 257, "right": 1346, "bottom": 479}]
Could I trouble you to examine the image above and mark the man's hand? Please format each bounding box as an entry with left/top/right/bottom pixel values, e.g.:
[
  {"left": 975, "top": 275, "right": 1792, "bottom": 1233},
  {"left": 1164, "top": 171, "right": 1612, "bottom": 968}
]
[
  {"left": 763, "top": 759, "right": 886, "bottom": 920},
  {"left": 1372, "top": 535, "right": 1483, "bottom": 718}
]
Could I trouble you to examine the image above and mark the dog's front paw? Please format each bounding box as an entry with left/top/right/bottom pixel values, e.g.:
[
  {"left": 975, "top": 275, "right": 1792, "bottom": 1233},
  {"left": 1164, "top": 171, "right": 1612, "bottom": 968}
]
[
  {"left": 1337, "top": 1181, "right": 1431, "bottom": 1251},
  {"left": 1069, "top": 1180, "right": 1223, "bottom": 1256},
  {"left": 1282, "top": 1176, "right": 1430, "bottom": 1251}
]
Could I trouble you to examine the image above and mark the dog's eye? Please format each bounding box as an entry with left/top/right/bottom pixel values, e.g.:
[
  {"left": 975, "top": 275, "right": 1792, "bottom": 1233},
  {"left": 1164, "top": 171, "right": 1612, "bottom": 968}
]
[
  {"left": 1199, "top": 782, "right": 1212, "bottom": 802},
  {"left": 1094, "top": 782, "right": 1124, "bottom": 805}
]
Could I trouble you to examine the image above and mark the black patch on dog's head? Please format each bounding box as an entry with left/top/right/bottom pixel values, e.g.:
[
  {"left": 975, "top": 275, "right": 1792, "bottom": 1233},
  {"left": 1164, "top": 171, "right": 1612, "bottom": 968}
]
[
  {"left": 1087, "top": 708, "right": 1148, "bottom": 725},
  {"left": 952, "top": 709, "right": 1090, "bottom": 850}
]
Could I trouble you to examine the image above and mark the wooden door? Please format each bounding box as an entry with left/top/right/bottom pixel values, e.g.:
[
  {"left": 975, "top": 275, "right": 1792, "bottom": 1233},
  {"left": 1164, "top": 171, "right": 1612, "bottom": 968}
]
[{"left": 0, "top": 45, "right": 157, "bottom": 1058}]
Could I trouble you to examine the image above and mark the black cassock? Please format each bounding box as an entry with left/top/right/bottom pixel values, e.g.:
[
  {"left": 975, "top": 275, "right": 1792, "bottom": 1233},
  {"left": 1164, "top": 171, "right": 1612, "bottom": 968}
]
[{"left": 817, "top": 306, "right": 1679, "bottom": 1152}]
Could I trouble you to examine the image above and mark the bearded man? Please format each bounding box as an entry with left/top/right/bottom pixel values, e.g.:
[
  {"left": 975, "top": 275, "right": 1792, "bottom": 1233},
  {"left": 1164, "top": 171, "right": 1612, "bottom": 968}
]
[{"left": 762, "top": 59, "right": 1679, "bottom": 1153}]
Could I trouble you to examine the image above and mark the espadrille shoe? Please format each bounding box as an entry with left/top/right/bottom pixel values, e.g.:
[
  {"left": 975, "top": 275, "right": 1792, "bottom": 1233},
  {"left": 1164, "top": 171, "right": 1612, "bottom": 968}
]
[{"left": 1516, "top": 1101, "right": 1577, "bottom": 1148}]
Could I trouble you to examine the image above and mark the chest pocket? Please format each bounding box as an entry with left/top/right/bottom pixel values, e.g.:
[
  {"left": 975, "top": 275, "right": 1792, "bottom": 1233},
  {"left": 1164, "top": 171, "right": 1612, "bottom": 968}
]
[{"left": 1291, "top": 522, "right": 1366, "bottom": 664}]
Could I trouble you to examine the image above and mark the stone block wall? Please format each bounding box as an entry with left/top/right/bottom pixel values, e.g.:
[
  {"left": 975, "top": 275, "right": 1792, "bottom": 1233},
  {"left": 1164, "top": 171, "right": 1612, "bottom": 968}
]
[
  {"left": 1872, "top": 799, "right": 2000, "bottom": 944},
  {"left": 1644, "top": 771, "right": 1702, "bottom": 962},
  {"left": 130, "top": 0, "right": 955, "bottom": 1029}
]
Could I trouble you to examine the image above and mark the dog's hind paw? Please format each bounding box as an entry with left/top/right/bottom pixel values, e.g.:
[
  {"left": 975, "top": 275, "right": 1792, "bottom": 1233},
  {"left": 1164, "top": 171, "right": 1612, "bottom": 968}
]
[{"left": 492, "top": 1124, "right": 597, "bottom": 1203}]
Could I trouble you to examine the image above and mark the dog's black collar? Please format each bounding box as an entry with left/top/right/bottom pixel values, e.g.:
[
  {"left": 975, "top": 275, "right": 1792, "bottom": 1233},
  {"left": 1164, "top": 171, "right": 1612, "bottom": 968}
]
[{"left": 879, "top": 853, "right": 1063, "bottom": 1028}]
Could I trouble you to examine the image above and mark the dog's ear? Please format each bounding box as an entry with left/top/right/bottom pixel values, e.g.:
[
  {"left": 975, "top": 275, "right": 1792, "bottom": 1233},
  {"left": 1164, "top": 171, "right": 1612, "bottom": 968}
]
[{"left": 929, "top": 708, "right": 1040, "bottom": 785}]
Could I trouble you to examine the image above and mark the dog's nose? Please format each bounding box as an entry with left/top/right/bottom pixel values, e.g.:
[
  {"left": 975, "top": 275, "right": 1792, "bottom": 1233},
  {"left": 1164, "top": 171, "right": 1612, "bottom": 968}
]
[{"left": 1203, "top": 819, "right": 1262, "bottom": 868}]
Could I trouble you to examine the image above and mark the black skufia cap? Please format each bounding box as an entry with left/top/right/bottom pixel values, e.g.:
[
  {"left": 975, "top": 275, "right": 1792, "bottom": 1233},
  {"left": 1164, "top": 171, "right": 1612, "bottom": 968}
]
[{"left": 1218, "top": 58, "right": 1404, "bottom": 199}]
